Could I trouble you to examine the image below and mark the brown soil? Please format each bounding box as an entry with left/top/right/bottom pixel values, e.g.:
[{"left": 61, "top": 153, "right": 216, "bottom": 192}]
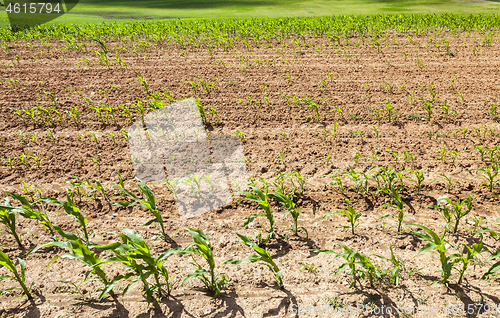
[{"left": 0, "top": 32, "right": 500, "bottom": 318}]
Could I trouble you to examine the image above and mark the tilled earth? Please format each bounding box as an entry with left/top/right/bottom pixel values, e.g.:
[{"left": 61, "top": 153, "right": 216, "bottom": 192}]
[{"left": 0, "top": 32, "right": 500, "bottom": 317}]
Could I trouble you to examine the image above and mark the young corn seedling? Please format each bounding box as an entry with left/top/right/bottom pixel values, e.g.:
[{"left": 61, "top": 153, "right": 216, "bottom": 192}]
[
  {"left": 237, "top": 185, "right": 275, "bottom": 244},
  {"left": 41, "top": 193, "right": 93, "bottom": 244},
  {"left": 372, "top": 166, "right": 404, "bottom": 194},
  {"left": 418, "top": 98, "right": 433, "bottom": 121},
  {"left": 470, "top": 164, "right": 499, "bottom": 192},
  {"left": 439, "top": 101, "right": 457, "bottom": 120},
  {"left": 65, "top": 176, "right": 86, "bottom": 203},
  {"left": 0, "top": 250, "right": 33, "bottom": 298},
  {"left": 87, "top": 155, "right": 102, "bottom": 170},
  {"left": 269, "top": 190, "right": 307, "bottom": 239},
  {"left": 313, "top": 243, "right": 376, "bottom": 290},
  {"left": 92, "top": 37, "right": 109, "bottom": 68},
  {"left": 339, "top": 166, "right": 369, "bottom": 195},
  {"left": 472, "top": 145, "right": 488, "bottom": 161},
  {"left": 29, "top": 225, "right": 112, "bottom": 299},
  {"left": 433, "top": 174, "right": 453, "bottom": 193},
  {"left": 4, "top": 192, "right": 55, "bottom": 237},
  {"left": 374, "top": 245, "right": 405, "bottom": 286},
  {"left": 95, "top": 229, "right": 179, "bottom": 303},
  {"left": 84, "top": 178, "right": 110, "bottom": 203},
  {"left": 289, "top": 170, "right": 305, "bottom": 197},
  {"left": 302, "top": 96, "right": 320, "bottom": 120},
  {"left": 174, "top": 228, "right": 227, "bottom": 298},
  {"left": 409, "top": 224, "right": 452, "bottom": 285},
  {"left": 480, "top": 249, "right": 500, "bottom": 282},
  {"left": 324, "top": 199, "right": 360, "bottom": 235},
  {"left": 378, "top": 187, "right": 406, "bottom": 235},
  {"left": 383, "top": 100, "right": 398, "bottom": 122},
  {"left": 486, "top": 103, "right": 498, "bottom": 121},
  {"left": 449, "top": 234, "right": 487, "bottom": 284},
  {"left": 114, "top": 177, "right": 169, "bottom": 242},
  {"left": 224, "top": 232, "right": 283, "bottom": 289},
  {"left": 196, "top": 99, "right": 207, "bottom": 124},
  {"left": 429, "top": 195, "right": 473, "bottom": 233},
  {"left": 0, "top": 199, "right": 23, "bottom": 248},
  {"left": 330, "top": 106, "right": 346, "bottom": 122},
  {"left": 455, "top": 88, "right": 465, "bottom": 105}
]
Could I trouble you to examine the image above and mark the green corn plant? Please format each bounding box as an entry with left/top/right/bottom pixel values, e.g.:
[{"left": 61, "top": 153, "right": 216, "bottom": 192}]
[
  {"left": 174, "top": 228, "right": 227, "bottom": 298},
  {"left": 449, "top": 234, "right": 487, "bottom": 284},
  {"left": 402, "top": 150, "right": 415, "bottom": 162},
  {"left": 480, "top": 249, "right": 500, "bottom": 282},
  {"left": 486, "top": 103, "right": 498, "bottom": 121},
  {"left": 439, "top": 101, "right": 457, "bottom": 120},
  {"left": 378, "top": 187, "right": 405, "bottom": 235},
  {"left": 409, "top": 224, "right": 452, "bottom": 285},
  {"left": 427, "top": 85, "right": 437, "bottom": 103},
  {"left": 313, "top": 243, "right": 376, "bottom": 290},
  {"left": 383, "top": 100, "right": 398, "bottom": 122},
  {"left": 330, "top": 106, "right": 346, "bottom": 121},
  {"left": 472, "top": 145, "right": 488, "bottom": 161},
  {"left": 209, "top": 107, "right": 220, "bottom": 125},
  {"left": 234, "top": 130, "right": 245, "bottom": 142},
  {"left": 0, "top": 250, "right": 33, "bottom": 298},
  {"left": 20, "top": 180, "right": 42, "bottom": 203},
  {"left": 118, "top": 104, "right": 136, "bottom": 124},
  {"left": 224, "top": 232, "right": 283, "bottom": 289},
  {"left": 374, "top": 245, "right": 405, "bottom": 286},
  {"left": 433, "top": 174, "right": 453, "bottom": 193},
  {"left": 470, "top": 164, "right": 499, "bottom": 192},
  {"left": 180, "top": 174, "right": 214, "bottom": 197},
  {"left": 289, "top": 170, "right": 305, "bottom": 197},
  {"left": 429, "top": 195, "right": 473, "bottom": 233},
  {"left": 92, "top": 179, "right": 110, "bottom": 203},
  {"left": 237, "top": 185, "right": 275, "bottom": 244},
  {"left": 41, "top": 193, "right": 92, "bottom": 244},
  {"left": 269, "top": 190, "right": 307, "bottom": 239},
  {"left": 372, "top": 166, "right": 404, "bottom": 194},
  {"left": 134, "top": 71, "right": 150, "bottom": 96},
  {"left": 418, "top": 98, "right": 433, "bottom": 121},
  {"left": 434, "top": 145, "right": 447, "bottom": 162},
  {"left": 270, "top": 170, "right": 289, "bottom": 196},
  {"left": 455, "top": 88, "right": 465, "bottom": 104},
  {"left": 86, "top": 155, "right": 102, "bottom": 169},
  {"left": 0, "top": 199, "right": 23, "bottom": 248},
  {"left": 324, "top": 199, "right": 360, "bottom": 235},
  {"left": 64, "top": 176, "right": 86, "bottom": 203},
  {"left": 95, "top": 229, "right": 180, "bottom": 303},
  {"left": 339, "top": 166, "right": 369, "bottom": 195},
  {"left": 196, "top": 99, "right": 206, "bottom": 124},
  {"left": 9, "top": 107, "right": 28, "bottom": 126},
  {"left": 303, "top": 96, "right": 320, "bottom": 120},
  {"left": 92, "top": 37, "right": 109, "bottom": 68},
  {"left": 28, "top": 225, "right": 112, "bottom": 299},
  {"left": 12, "top": 130, "right": 26, "bottom": 144},
  {"left": 3, "top": 192, "right": 55, "bottom": 237},
  {"left": 467, "top": 215, "right": 488, "bottom": 233},
  {"left": 325, "top": 172, "right": 346, "bottom": 194},
  {"left": 114, "top": 177, "right": 168, "bottom": 242},
  {"left": 83, "top": 178, "right": 99, "bottom": 201}
]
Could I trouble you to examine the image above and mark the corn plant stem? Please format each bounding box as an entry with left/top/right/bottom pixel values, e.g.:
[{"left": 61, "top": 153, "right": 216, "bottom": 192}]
[
  {"left": 13, "top": 268, "right": 32, "bottom": 298},
  {"left": 12, "top": 229, "right": 23, "bottom": 249},
  {"left": 5, "top": 215, "right": 23, "bottom": 249}
]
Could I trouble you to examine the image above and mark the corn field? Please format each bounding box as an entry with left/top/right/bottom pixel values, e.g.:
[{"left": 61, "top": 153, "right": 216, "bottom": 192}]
[{"left": 0, "top": 14, "right": 500, "bottom": 318}]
